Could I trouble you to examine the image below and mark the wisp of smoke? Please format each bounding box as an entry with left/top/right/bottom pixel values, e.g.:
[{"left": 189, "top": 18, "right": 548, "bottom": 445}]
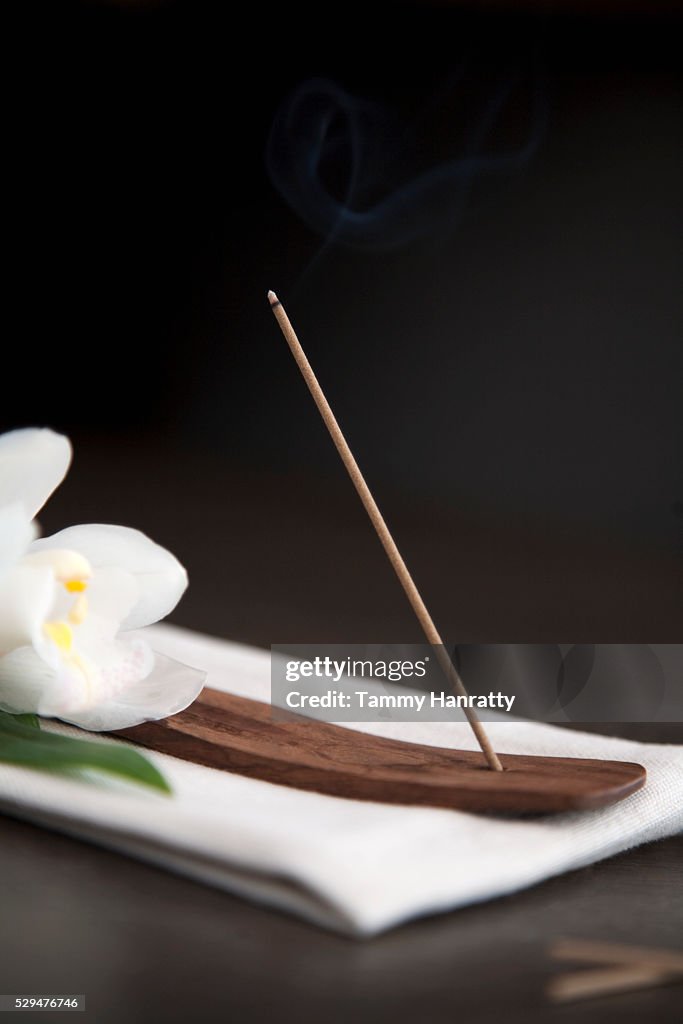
[{"left": 266, "top": 74, "right": 548, "bottom": 252}]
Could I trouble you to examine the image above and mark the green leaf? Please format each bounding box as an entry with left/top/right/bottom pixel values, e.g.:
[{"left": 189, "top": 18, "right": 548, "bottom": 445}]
[
  {"left": 13, "top": 713, "right": 40, "bottom": 730},
  {"left": 0, "top": 712, "right": 171, "bottom": 794}
]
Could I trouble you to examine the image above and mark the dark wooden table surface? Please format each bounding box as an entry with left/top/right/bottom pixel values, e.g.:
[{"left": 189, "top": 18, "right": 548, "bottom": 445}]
[{"left": 1, "top": 440, "right": 681, "bottom": 1023}]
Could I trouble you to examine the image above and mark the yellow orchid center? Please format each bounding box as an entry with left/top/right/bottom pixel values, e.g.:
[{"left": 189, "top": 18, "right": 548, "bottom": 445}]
[
  {"left": 23, "top": 548, "right": 92, "bottom": 634},
  {"left": 65, "top": 579, "right": 87, "bottom": 593}
]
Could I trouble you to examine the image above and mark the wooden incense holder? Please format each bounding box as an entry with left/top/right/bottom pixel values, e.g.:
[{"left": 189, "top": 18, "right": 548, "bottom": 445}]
[
  {"left": 116, "top": 295, "right": 645, "bottom": 816},
  {"left": 116, "top": 688, "right": 646, "bottom": 814}
]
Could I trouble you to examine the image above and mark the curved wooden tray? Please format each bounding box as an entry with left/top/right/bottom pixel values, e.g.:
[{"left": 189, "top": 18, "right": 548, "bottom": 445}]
[{"left": 116, "top": 688, "right": 646, "bottom": 814}]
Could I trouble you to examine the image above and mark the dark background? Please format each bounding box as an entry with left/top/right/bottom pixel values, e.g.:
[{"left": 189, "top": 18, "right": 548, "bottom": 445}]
[{"left": 9, "top": 0, "right": 682, "bottom": 641}]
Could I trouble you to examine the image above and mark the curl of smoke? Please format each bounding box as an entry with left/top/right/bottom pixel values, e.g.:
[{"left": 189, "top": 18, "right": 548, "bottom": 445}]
[{"left": 266, "top": 75, "right": 548, "bottom": 252}]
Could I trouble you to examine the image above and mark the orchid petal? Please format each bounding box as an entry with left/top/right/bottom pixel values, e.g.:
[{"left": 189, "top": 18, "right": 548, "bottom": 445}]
[
  {"left": 37, "top": 634, "right": 155, "bottom": 723},
  {"left": 30, "top": 524, "right": 188, "bottom": 630},
  {"left": 51, "top": 650, "right": 205, "bottom": 731},
  {"left": 0, "top": 646, "right": 54, "bottom": 714},
  {"left": 0, "top": 503, "right": 36, "bottom": 578},
  {"left": 0, "top": 564, "right": 55, "bottom": 654},
  {"left": 0, "top": 429, "right": 72, "bottom": 519},
  {"left": 78, "top": 566, "right": 139, "bottom": 630}
]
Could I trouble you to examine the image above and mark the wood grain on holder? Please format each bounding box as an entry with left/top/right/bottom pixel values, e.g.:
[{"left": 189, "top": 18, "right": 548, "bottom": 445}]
[{"left": 116, "top": 688, "right": 646, "bottom": 814}]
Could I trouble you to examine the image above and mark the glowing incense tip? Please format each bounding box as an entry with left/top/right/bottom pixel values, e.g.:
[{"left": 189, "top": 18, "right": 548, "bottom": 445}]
[{"left": 267, "top": 290, "right": 280, "bottom": 307}]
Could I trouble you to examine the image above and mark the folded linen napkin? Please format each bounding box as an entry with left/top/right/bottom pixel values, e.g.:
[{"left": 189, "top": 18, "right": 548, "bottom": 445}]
[{"left": 0, "top": 624, "right": 681, "bottom": 937}]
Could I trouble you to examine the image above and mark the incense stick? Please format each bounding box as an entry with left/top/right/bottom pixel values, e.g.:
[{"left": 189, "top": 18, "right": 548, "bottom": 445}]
[
  {"left": 550, "top": 939, "right": 683, "bottom": 975},
  {"left": 547, "top": 939, "right": 683, "bottom": 1003},
  {"left": 268, "top": 290, "right": 503, "bottom": 772},
  {"left": 547, "top": 965, "right": 678, "bottom": 1003}
]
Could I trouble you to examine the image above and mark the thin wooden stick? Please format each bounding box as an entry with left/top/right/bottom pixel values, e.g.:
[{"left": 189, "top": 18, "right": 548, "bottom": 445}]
[
  {"left": 550, "top": 938, "right": 683, "bottom": 975},
  {"left": 268, "top": 290, "right": 503, "bottom": 772},
  {"left": 547, "top": 965, "right": 678, "bottom": 1003}
]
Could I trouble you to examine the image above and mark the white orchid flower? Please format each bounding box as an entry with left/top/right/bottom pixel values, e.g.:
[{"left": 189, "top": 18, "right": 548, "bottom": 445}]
[{"left": 0, "top": 427, "right": 204, "bottom": 731}]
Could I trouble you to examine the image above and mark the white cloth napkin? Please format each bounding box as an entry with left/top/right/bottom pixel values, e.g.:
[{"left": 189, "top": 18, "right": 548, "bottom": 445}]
[{"left": 1, "top": 624, "right": 681, "bottom": 937}]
